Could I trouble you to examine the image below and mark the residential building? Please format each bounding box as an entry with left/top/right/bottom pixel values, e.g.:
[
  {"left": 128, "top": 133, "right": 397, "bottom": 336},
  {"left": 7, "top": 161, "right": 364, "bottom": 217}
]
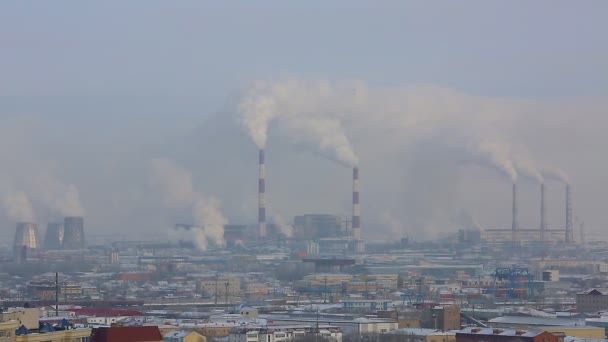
[
  {"left": 198, "top": 276, "right": 241, "bottom": 297},
  {"left": 576, "top": 289, "right": 608, "bottom": 313},
  {"left": 342, "top": 300, "right": 392, "bottom": 313},
  {"left": 163, "top": 330, "right": 206, "bottom": 342},
  {"left": 228, "top": 326, "right": 342, "bottom": 342}
]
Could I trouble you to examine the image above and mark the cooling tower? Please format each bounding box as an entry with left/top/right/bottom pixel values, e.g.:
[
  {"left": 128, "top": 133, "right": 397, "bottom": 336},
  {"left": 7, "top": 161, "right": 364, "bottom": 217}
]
[
  {"left": 44, "top": 222, "right": 64, "bottom": 250},
  {"left": 13, "top": 222, "right": 40, "bottom": 260},
  {"left": 258, "top": 149, "right": 267, "bottom": 238},
  {"left": 352, "top": 167, "right": 361, "bottom": 240},
  {"left": 565, "top": 184, "right": 574, "bottom": 243},
  {"left": 62, "top": 216, "right": 85, "bottom": 249}
]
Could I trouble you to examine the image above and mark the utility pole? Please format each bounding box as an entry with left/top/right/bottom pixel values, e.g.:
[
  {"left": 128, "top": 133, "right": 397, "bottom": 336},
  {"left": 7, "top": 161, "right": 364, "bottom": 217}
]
[
  {"left": 55, "top": 272, "right": 59, "bottom": 317},
  {"left": 324, "top": 276, "right": 328, "bottom": 304},
  {"left": 225, "top": 281, "right": 229, "bottom": 304},
  {"left": 214, "top": 274, "right": 219, "bottom": 305}
]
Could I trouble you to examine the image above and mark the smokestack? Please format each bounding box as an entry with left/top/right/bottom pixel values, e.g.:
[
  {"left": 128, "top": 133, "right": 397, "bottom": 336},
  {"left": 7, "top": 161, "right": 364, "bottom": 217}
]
[
  {"left": 258, "top": 149, "right": 267, "bottom": 238},
  {"left": 565, "top": 184, "right": 574, "bottom": 243},
  {"left": 511, "top": 183, "right": 518, "bottom": 231},
  {"left": 511, "top": 183, "right": 518, "bottom": 249},
  {"left": 540, "top": 183, "right": 546, "bottom": 240},
  {"left": 62, "top": 216, "right": 85, "bottom": 249},
  {"left": 352, "top": 167, "right": 361, "bottom": 240}
]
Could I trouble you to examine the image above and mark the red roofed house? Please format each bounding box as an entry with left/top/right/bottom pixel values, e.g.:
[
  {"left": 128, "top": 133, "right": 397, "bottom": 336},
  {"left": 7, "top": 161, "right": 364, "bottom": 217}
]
[{"left": 91, "top": 326, "right": 163, "bottom": 342}]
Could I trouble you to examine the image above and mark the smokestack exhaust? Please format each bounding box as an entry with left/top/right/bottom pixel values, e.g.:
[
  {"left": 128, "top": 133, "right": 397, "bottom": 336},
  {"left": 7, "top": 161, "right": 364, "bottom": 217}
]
[
  {"left": 565, "top": 184, "right": 574, "bottom": 243},
  {"left": 352, "top": 167, "right": 361, "bottom": 240},
  {"left": 540, "top": 183, "right": 546, "bottom": 241},
  {"left": 258, "top": 149, "right": 267, "bottom": 238}
]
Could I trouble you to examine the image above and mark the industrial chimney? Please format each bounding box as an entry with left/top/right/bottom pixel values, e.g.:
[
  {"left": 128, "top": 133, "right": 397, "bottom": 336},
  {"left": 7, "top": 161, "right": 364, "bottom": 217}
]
[
  {"left": 62, "top": 216, "right": 85, "bottom": 249},
  {"left": 511, "top": 183, "right": 518, "bottom": 231},
  {"left": 258, "top": 149, "right": 267, "bottom": 238},
  {"left": 540, "top": 183, "right": 546, "bottom": 241},
  {"left": 565, "top": 184, "right": 574, "bottom": 243},
  {"left": 352, "top": 167, "right": 361, "bottom": 240},
  {"left": 511, "top": 183, "right": 518, "bottom": 247}
]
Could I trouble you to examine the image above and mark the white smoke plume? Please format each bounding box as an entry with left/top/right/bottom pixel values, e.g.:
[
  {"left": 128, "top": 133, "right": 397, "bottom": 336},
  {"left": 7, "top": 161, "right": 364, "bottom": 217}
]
[
  {"left": 193, "top": 197, "right": 227, "bottom": 248},
  {"left": 460, "top": 137, "right": 519, "bottom": 183},
  {"left": 33, "top": 173, "right": 85, "bottom": 217},
  {"left": 3, "top": 191, "right": 36, "bottom": 222},
  {"left": 272, "top": 214, "right": 294, "bottom": 238},
  {"left": 542, "top": 167, "right": 570, "bottom": 184},
  {"left": 239, "top": 78, "right": 359, "bottom": 167},
  {"left": 167, "top": 224, "right": 205, "bottom": 250},
  {"left": 148, "top": 158, "right": 227, "bottom": 250}
]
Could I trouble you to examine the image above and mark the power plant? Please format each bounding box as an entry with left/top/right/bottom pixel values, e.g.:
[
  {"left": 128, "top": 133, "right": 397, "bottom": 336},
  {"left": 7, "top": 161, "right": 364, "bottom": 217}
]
[
  {"left": 62, "top": 216, "right": 85, "bottom": 249},
  {"left": 484, "top": 182, "right": 575, "bottom": 246}
]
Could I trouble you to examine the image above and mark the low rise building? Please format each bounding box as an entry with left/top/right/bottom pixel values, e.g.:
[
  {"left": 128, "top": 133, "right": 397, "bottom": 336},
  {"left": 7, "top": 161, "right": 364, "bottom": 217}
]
[
  {"left": 228, "top": 325, "right": 342, "bottom": 342},
  {"left": 384, "top": 328, "right": 456, "bottom": 342},
  {"left": 163, "top": 330, "right": 206, "bottom": 342},
  {"left": 456, "top": 328, "right": 560, "bottom": 342},
  {"left": 576, "top": 289, "right": 608, "bottom": 313}
]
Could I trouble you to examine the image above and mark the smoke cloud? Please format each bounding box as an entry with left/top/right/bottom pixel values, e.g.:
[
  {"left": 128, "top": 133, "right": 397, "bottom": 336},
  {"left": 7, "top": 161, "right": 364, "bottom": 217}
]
[
  {"left": 148, "top": 158, "right": 227, "bottom": 249},
  {"left": 272, "top": 214, "right": 294, "bottom": 238},
  {"left": 33, "top": 173, "right": 85, "bottom": 217},
  {"left": 542, "top": 167, "right": 570, "bottom": 184},
  {"left": 239, "top": 78, "right": 359, "bottom": 167},
  {"left": 3, "top": 191, "right": 36, "bottom": 222}
]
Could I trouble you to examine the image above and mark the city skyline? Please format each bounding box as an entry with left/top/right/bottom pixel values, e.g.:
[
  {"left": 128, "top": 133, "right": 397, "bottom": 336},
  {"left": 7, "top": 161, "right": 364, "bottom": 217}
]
[{"left": 0, "top": 1, "right": 606, "bottom": 242}]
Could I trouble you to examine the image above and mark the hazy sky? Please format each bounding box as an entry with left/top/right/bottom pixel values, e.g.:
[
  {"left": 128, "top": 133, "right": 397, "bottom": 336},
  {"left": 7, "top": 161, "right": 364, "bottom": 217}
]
[{"left": 1, "top": 1, "right": 606, "bottom": 243}]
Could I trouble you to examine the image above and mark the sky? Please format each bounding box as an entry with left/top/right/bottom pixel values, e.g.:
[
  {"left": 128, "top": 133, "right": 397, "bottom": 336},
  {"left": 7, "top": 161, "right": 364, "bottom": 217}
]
[{"left": 0, "top": 1, "right": 606, "bottom": 243}]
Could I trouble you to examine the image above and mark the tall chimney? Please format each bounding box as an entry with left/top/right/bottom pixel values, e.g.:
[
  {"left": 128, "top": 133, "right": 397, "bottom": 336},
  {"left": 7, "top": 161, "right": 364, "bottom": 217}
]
[
  {"left": 258, "top": 149, "right": 267, "bottom": 238},
  {"left": 352, "top": 167, "right": 361, "bottom": 240},
  {"left": 565, "top": 184, "right": 574, "bottom": 243},
  {"left": 512, "top": 183, "right": 518, "bottom": 231},
  {"left": 540, "top": 183, "right": 546, "bottom": 241},
  {"left": 511, "top": 183, "right": 518, "bottom": 247}
]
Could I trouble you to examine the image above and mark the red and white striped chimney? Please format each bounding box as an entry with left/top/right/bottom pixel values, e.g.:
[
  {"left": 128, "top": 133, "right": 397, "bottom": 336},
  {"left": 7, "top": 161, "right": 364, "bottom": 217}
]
[
  {"left": 565, "top": 184, "right": 574, "bottom": 243},
  {"left": 258, "top": 149, "right": 267, "bottom": 238},
  {"left": 352, "top": 167, "right": 361, "bottom": 240}
]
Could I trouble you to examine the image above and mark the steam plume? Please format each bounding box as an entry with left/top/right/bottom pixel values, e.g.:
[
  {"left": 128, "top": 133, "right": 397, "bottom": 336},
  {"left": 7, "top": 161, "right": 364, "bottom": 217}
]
[
  {"left": 542, "top": 167, "right": 570, "bottom": 184},
  {"left": 513, "top": 153, "right": 544, "bottom": 183},
  {"left": 465, "top": 138, "right": 518, "bottom": 182},
  {"left": 239, "top": 78, "right": 359, "bottom": 167},
  {"left": 272, "top": 214, "right": 294, "bottom": 238},
  {"left": 148, "top": 158, "right": 227, "bottom": 250},
  {"left": 3, "top": 191, "right": 35, "bottom": 222},
  {"left": 193, "top": 197, "right": 227, "bottom": 248},
  {"left": 34, "top": 173, "right": 84, "bottom": 217}
]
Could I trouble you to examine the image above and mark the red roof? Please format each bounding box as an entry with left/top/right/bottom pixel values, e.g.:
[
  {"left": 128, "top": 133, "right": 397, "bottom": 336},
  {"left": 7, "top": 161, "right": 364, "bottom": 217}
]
[{"left": 91, "top": 326, "right": 162, "bottom": 342}]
